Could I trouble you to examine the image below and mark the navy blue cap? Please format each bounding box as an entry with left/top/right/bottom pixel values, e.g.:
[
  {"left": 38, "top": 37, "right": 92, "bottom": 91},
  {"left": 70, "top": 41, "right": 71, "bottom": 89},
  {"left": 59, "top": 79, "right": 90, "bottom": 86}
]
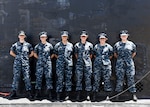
[
  {"left": 18, "top": 31, "right": 26, "bottom": 36},
  {"left": 120, "top": 30, "right": 129, "bottom": 36},
  {"left": 80, "top": 30, "right": 88, "bottom": 36},
  {"left": 39, "top": 31, "right": 47, "bottom": 37},
  {"left": 98, "top": 33, "right": 107, "bottom": 39},
  {"left": 61, "top": 31, "right": 69, "bottom": 37}
]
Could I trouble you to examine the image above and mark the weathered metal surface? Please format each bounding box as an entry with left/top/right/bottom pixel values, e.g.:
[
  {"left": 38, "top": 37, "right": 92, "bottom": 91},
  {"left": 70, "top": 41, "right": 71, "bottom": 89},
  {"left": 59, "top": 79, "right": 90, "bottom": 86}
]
[{"left": 0, "top": 0, "right": 150, "bottom": 99}]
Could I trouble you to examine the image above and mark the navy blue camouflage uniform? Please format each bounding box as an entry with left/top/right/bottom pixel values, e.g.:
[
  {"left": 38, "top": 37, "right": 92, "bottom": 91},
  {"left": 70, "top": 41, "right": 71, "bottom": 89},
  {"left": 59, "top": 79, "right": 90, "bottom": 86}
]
[
  {"left": 114, "top": 40, "right": 136, "bottom": 93},
  {"left": 74, "top": 41, "right": 93, "bottom": 91},
  {"left": 34, "top": 42, "right": 53, "bottom": 90},
  {"left": 10, "top": 41, "right": 33, "bottom": 91},
  {"left": 54, "top": 42, "right": 73, "bottom": 92},
  {"left": 93, "top": 43, "right": 113, "bottom": 92}
]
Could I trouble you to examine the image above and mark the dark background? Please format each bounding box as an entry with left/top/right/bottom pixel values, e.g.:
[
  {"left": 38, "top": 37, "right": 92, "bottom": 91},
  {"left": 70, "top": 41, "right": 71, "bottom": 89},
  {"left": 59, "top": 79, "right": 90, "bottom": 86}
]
[{"left": 0, "top": 0, "right": 150, "bottom": 99}]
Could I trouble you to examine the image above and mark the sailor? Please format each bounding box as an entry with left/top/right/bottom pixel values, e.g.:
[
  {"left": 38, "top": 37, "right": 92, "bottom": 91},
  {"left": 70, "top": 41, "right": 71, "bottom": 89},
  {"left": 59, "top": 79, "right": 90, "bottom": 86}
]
[
  {"left": 9, "top": 31, "right": 33, "bottom": 99},
  {"left": 54, "top": 31, "right": 73, "bottom": 101},
  {"left": 74, "top": 30, "right": 93, "bottom": 101},
  {"left": 34, "top": 31, "right": 54, "bottom": 100},
  {"left": 114, "top": 30, "right": 137, "bottom": 101},
  {"left": 92, "top": 33, "right": 113, "bottom": 101}
]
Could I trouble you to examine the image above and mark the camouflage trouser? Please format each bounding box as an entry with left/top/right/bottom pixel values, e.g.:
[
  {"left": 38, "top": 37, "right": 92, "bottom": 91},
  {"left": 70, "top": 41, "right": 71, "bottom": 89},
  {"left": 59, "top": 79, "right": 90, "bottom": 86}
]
[
  {"left": 56, "top": 60, "right": 72, "bottom": 92},
  {"left": 115, "top": 59, "right": 136, "bottom": 93},
  {"left": 93, "top": 62, "right": 112, "bottom": 92},
  {"left": 12, "top": 61, "right": 31, "bottom": 91},
  {"left": 75, "top": 60, "right": 92, "bottom": 91},
  {"left": 35, "top": 61, "right": 53, "bottom": 90}
]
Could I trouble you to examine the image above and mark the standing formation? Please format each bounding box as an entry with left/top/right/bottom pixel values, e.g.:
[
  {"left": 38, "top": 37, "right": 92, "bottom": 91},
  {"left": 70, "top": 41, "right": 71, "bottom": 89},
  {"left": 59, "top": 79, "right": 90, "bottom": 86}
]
[{"left": 9, "top": 30, "right": 137, "bottom": 102}]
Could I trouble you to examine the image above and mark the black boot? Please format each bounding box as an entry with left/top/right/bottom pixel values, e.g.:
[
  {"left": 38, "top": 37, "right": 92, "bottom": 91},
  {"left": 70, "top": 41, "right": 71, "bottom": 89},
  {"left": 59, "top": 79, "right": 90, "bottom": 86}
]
[
  {"left": 34, "top": 89, "right": 41, "bottom": 100},
  {"left": 132, "top": 93, "right": 137, "bottom": 102},
  {"left": 26, "top": 90, "right": 32, "bottom": 100},
  {"left": 65, "top": 91, "right": 70, "bottom": 101},
  {"left": 115, "top": 91, "right": 120, "bottom": 101},
  {"left": 105, "top": 91, "right": 111, "bottom": 101},
  {"left": 47, "top": 89, "right": 52, "bottom": 100},
  {"left": 56, "top": 92, "right": 61, "bottom": 101},
  {"left": 76, "top": 91, "right": 80, "bottom": 101},
  {"left": 86, "top": 91, "right": 91, "bottom": 101},
  {"left": 8, "top": 90, "right": 17, "bottom": 99},
  {"left": 92, "top": 92, "right": 96, "bottom": 101}
]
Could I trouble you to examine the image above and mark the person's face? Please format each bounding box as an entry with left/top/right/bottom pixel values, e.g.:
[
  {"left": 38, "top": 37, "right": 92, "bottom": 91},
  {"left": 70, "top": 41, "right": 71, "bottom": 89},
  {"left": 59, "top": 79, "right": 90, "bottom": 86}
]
[
  {"left": 80, "top": 35, "right": 88, "bottom": 41},
  {"left": 18, "top": 35, "right": 26, "bottom": 40},
  {"left": 61, "top": 36, "right": 68, "bottom": 41},
  {"left": 40, "top": 36, "right": 47, "bottom": 42},
  {"left": 120, "top": 35, "right": 128, "bottom": 41},
  {"left": 99, "top": 38, "right": 107, "bottom": 43}
]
